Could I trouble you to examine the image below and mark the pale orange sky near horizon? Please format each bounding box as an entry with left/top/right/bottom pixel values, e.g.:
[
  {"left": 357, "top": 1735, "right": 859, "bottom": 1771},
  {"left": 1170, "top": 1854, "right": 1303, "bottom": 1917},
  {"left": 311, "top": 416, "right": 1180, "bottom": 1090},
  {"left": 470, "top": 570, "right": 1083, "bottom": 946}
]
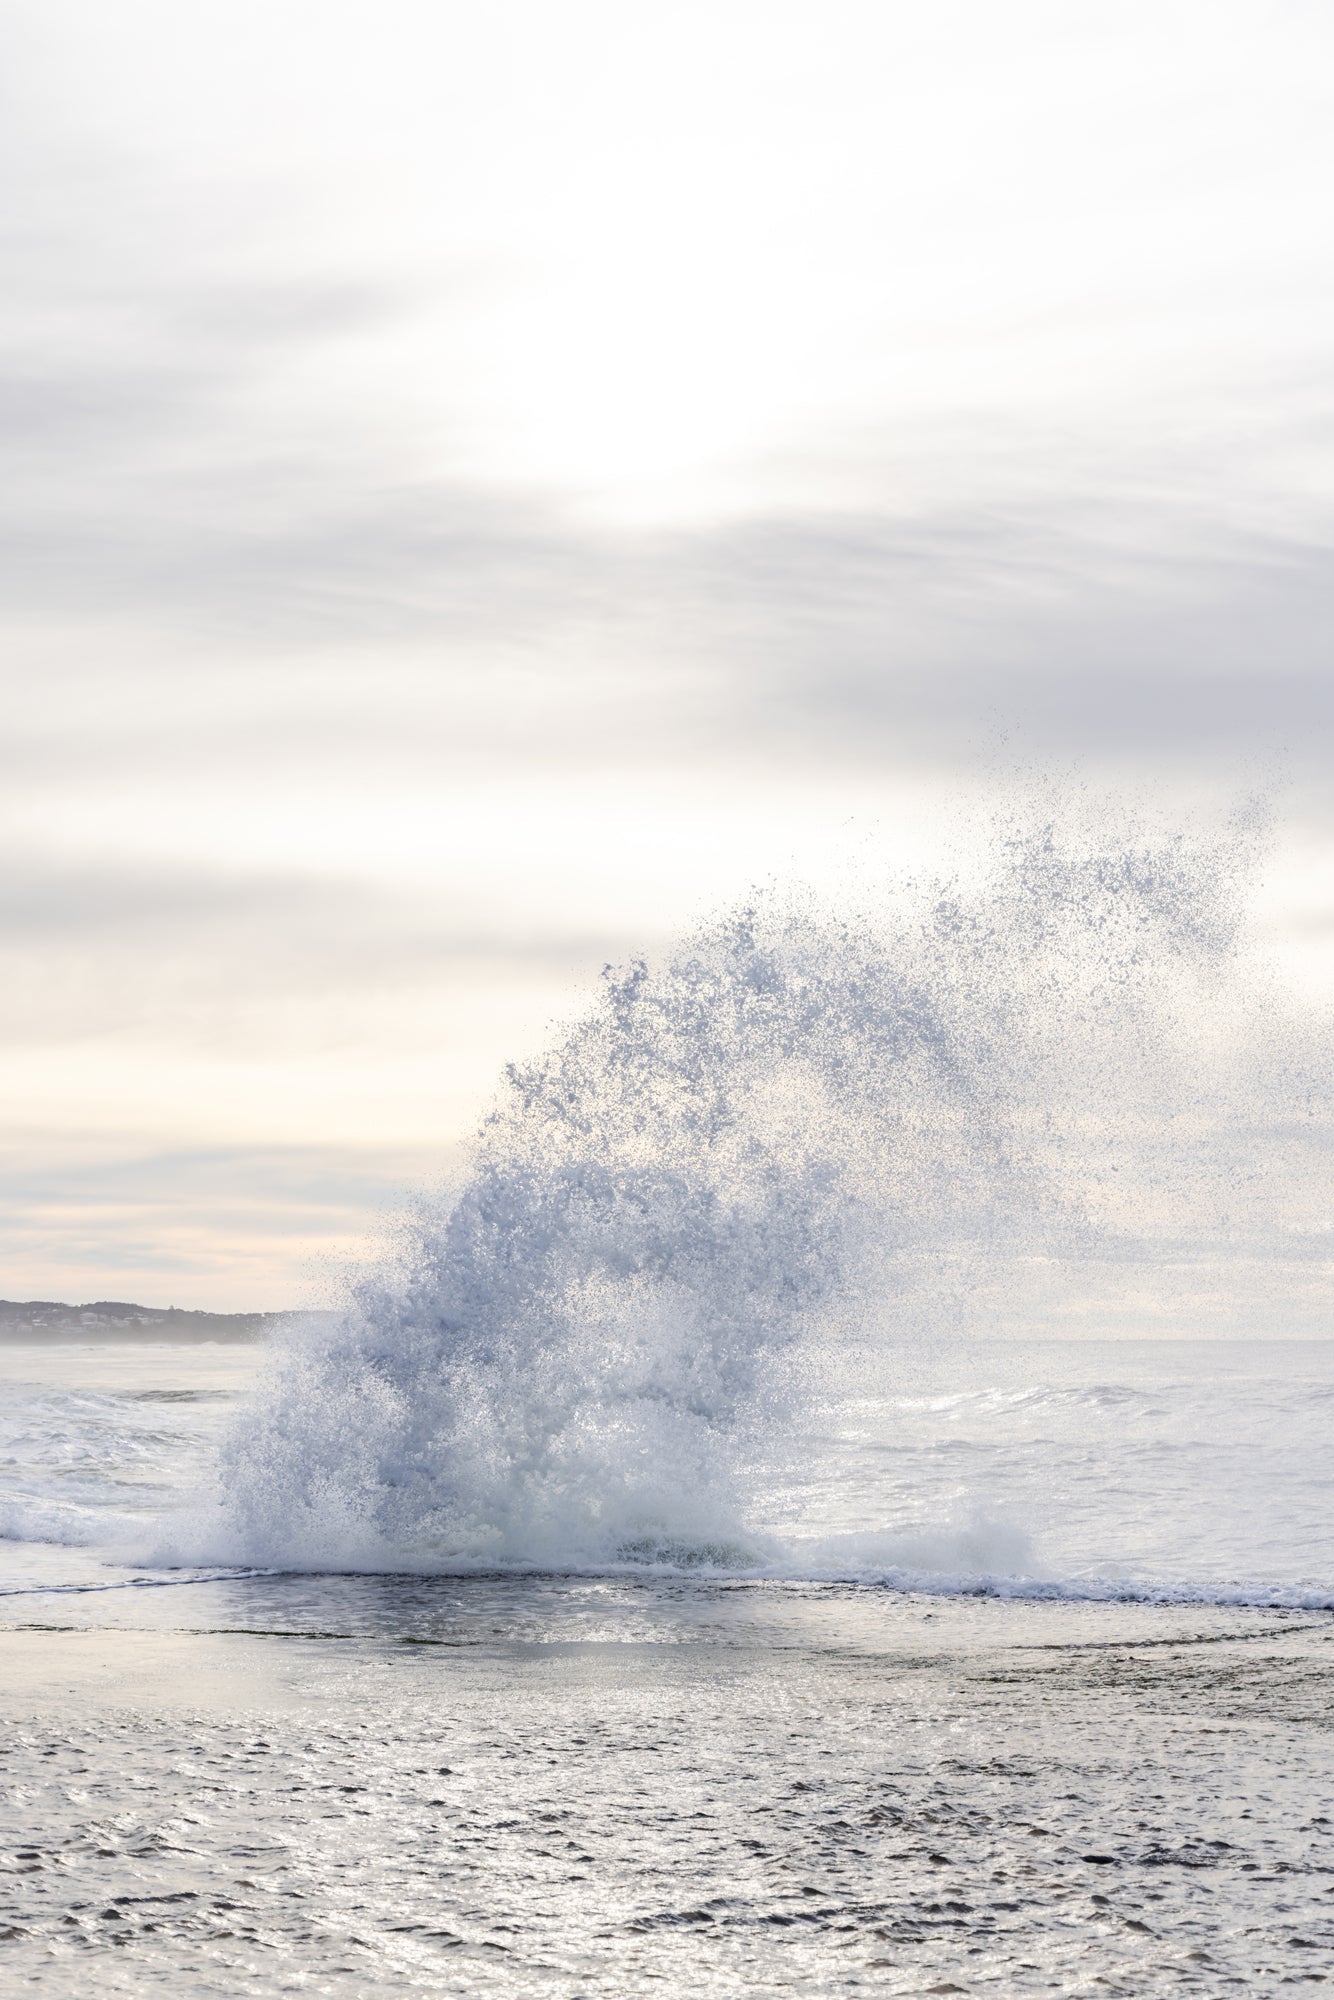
[{"left": 3, "top": 0, "right": 1334, "bottom": 1309}]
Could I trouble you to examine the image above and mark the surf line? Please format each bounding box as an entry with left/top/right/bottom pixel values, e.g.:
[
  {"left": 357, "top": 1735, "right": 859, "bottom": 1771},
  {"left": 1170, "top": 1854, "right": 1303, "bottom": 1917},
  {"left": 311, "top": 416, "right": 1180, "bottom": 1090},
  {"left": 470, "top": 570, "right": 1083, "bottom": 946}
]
[
  {"left": 12, "top": 1621, "right": 477, "bottom": 1647},
  {"left": 0, "top": 1570, "right": 279, "bottom": 1598}
]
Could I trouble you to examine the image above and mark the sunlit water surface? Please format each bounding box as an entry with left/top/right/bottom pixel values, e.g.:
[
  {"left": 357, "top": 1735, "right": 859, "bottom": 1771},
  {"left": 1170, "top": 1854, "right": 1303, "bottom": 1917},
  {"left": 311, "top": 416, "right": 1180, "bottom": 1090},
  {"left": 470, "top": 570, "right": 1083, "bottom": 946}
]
[{"left": 2, "top": 1338, "right": 1332, "bottom": 1996}]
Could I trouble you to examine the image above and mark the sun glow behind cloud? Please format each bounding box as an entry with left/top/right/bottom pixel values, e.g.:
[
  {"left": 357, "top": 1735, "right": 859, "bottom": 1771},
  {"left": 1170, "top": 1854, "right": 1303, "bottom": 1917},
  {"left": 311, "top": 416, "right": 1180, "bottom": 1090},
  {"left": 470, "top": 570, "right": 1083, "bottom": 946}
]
[{"left": 25, "top": 0, "right": 1334, "bottom": 522}]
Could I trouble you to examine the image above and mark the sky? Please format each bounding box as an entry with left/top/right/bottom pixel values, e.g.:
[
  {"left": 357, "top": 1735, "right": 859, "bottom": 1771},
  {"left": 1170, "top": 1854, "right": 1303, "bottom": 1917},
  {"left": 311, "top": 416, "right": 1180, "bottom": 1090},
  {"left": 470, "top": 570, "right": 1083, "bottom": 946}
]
[{"left": 3, "top": 0, "right": 1334, "bottom": 1308}]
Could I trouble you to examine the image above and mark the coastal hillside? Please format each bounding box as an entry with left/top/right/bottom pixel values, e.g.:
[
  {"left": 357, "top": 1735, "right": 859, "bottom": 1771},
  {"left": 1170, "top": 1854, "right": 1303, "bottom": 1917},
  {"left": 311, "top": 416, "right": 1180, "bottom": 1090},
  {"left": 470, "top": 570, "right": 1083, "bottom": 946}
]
[{"left": 0, "top": 1298, "right": 321, "bottom": 1341}]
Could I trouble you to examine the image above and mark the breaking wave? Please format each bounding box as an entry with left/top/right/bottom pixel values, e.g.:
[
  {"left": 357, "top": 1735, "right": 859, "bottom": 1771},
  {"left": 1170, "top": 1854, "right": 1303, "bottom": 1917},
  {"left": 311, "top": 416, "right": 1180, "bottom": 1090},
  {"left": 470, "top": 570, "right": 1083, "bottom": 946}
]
[{"left": 165, "top": 798, "right": 1330, "bottom": 1591}]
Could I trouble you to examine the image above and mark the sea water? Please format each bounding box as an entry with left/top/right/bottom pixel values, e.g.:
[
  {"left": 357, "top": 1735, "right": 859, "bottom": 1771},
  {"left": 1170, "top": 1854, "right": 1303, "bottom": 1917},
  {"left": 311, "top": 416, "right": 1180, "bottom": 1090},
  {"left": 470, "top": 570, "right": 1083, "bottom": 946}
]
[
  {"left": 2, "top": 1334, "right": 1334, "bottom": 1606},
  {"left": 4, "top": 1334, "right": 1334, "bottom": 1996}
]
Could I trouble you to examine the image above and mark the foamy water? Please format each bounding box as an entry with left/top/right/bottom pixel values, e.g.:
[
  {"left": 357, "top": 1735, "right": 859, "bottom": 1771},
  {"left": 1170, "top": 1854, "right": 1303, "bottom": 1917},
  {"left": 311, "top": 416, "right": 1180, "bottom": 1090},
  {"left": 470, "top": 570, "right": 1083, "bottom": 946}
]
[
  {"left": 3, "top": 1335, "right": 1332, "bottom": 1609},
  {"left": 173, "top": 808, "right": 1332, "bottom": 1589}
]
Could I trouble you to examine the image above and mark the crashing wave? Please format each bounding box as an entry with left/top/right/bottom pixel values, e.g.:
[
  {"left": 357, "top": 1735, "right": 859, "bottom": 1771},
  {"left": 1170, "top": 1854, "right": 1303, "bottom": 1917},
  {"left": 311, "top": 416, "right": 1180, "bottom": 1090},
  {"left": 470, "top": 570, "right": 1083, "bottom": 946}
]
[{"left": 169, "top": 800, "right": 1314, "bottom": 1577}]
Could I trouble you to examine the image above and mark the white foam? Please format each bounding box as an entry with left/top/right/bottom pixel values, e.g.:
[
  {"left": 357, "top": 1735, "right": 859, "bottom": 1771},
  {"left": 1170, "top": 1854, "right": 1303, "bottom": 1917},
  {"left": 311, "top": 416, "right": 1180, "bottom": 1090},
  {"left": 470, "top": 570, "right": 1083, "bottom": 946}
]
[
  {"left": 155, "top": 803, "right": 1332, "bottom": 1592},
  {"left": 0, "top": 1496, "right": 139, "bottom": 1549}
]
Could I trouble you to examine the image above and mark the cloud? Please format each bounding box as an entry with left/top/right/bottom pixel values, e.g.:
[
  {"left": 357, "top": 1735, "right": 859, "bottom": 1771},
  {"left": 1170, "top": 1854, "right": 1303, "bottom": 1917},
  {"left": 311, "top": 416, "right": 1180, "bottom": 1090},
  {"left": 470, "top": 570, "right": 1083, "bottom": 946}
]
[
  {"left": 0, "top": 1139, "right": 432, "bottom": 1305},
  {"left": 0, "top": 850, "right": 632, "bottom": 1043},
  {"left": 692, "top": 502, "right": 1334, "bottom": 765},
  {"left": 2, "top": 19, "right": 1332, "bottom": 786},
  {"left": 5, "top": 471, "right": 1333, "bottom": 777}
]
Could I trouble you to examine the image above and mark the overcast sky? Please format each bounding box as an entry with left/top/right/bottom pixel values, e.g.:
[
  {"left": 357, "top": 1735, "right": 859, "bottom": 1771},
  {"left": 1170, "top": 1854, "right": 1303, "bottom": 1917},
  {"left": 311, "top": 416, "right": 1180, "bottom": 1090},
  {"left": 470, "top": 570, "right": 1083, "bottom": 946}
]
[{"left": 4, "top": 0, "right": 1334, "bottom": 1306}]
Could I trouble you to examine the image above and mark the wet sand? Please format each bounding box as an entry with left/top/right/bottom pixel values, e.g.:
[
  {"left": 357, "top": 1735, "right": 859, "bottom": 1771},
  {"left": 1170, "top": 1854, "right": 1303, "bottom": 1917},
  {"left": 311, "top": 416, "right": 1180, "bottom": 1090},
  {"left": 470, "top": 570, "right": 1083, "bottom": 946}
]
[{"left": 3, "top": 1587, "right": 1332, "bottom": 1995}]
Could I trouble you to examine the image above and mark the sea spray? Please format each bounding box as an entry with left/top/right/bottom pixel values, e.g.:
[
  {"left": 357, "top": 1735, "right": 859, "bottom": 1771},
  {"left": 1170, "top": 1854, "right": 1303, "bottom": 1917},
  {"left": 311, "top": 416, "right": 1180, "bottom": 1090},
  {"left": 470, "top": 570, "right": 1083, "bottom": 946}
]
[{"left": 189, "top": 802, "right": 1303, "bottom": 1576}]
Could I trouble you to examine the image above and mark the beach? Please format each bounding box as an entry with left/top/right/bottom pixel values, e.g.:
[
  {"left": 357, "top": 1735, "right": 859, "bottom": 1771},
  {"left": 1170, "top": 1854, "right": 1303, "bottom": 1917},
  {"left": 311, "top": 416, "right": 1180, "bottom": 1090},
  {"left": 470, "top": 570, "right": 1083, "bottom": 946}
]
[{"left": 4, "top": 1588, "right": 1332, "bottom": 1994}]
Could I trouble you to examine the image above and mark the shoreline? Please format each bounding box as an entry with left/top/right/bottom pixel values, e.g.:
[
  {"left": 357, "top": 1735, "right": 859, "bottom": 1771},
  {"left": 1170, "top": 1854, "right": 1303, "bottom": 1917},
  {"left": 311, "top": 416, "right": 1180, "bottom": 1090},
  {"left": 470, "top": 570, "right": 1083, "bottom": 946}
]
[{"left": 4, "top": 1593, "right": 1332, "bottom": 1993}]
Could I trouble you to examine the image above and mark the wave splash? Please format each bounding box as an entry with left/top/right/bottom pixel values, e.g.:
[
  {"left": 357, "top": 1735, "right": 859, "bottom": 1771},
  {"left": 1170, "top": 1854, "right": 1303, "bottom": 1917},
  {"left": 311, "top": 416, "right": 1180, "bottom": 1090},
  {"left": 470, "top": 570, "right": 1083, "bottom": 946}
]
[{"left": 178, "top": 802, "right": 1313, "bottom": 1583}]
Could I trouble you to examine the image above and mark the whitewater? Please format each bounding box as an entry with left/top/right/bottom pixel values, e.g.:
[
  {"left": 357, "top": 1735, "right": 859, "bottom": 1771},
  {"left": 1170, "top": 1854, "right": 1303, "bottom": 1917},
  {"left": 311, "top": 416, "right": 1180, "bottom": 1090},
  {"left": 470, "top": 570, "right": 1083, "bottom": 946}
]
[{"left": 3, "top": 1334, "right": 1334, "bottom": 1609}]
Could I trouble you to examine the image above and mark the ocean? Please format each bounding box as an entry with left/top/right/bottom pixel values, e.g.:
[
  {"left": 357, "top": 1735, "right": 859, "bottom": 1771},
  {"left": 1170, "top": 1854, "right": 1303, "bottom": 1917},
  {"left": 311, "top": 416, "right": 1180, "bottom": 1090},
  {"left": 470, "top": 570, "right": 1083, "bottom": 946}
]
[
  {"left": 2, "top": 1332, "right": 1333, "bottom": 1995},
  {"left": 4, "top": 1333, "right": 1334, "bottom": 1607}
]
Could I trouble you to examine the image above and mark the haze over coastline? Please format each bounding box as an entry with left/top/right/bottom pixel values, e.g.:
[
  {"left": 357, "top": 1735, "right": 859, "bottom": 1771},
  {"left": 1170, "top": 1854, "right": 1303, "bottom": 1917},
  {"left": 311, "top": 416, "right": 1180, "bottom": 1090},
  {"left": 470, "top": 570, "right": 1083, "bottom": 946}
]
[{"left": 0, "top": 1299, "right": 299, "bottom": 1341}]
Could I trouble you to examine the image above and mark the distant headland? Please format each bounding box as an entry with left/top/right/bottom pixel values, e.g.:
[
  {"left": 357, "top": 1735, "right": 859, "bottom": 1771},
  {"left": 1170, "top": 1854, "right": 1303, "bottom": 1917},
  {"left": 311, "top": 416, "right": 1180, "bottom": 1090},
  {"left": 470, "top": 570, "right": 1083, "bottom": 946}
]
[{"left": 0, "top": 1299, "right": 329, "bottom": 1342}]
